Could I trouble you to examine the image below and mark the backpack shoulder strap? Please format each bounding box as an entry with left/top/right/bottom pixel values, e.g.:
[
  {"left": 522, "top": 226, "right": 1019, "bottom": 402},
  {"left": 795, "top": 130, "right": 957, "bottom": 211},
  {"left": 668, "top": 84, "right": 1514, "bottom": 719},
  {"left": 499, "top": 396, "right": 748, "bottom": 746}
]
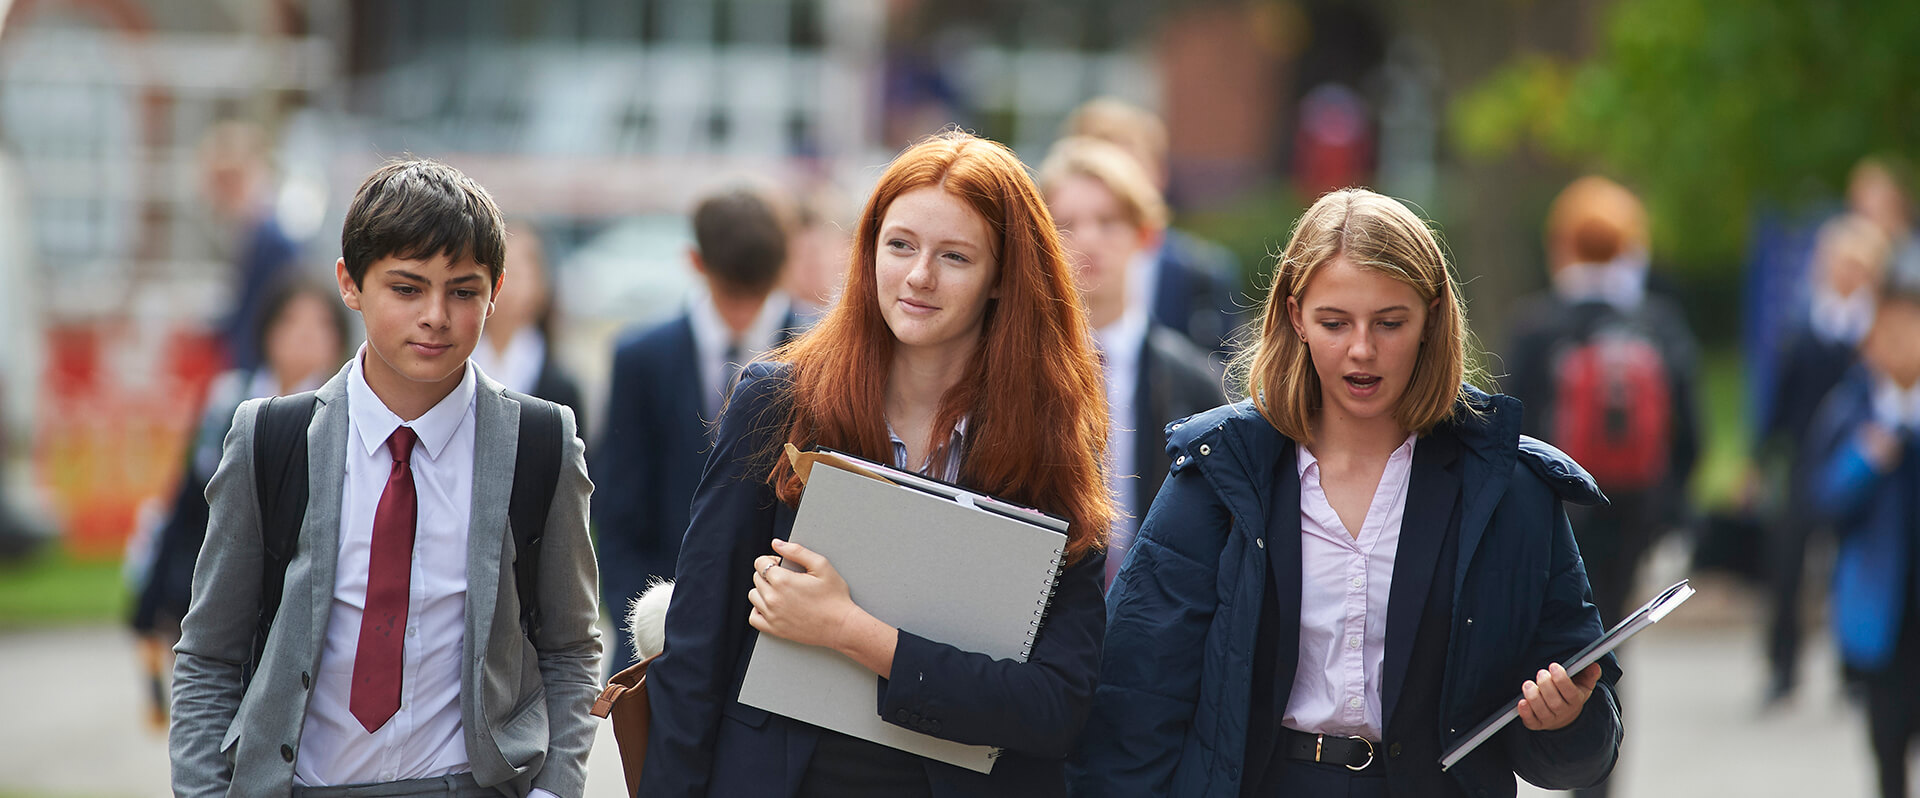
[
  {"left": 247, "top": 390, "right": 319, "bottom": 684},
  {"left": 504, "top": 390, "right": 564, "bottom": 642}
]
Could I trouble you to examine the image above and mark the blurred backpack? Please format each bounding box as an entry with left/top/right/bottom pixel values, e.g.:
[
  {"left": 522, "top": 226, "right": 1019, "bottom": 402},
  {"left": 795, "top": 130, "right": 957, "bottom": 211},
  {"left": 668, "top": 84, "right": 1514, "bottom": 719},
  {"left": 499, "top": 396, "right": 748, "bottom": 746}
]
[{"left": 1548, "top": 306, "right": 1674, "bottom": 492}]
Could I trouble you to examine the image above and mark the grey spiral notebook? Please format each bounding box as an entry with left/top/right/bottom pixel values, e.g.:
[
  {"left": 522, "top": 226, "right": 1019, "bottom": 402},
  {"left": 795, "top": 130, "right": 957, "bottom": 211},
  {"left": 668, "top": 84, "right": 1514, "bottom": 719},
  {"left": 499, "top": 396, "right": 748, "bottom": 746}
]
[{"left": 735, "top": 450, "right": 1070, "bottom": 773}]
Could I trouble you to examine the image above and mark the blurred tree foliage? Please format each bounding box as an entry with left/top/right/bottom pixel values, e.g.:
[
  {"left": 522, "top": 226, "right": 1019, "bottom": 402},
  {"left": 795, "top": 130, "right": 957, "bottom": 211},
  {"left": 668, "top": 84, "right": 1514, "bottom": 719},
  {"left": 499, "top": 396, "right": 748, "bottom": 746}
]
[{"left": 1449, "top": 0, "right": 1920, "bottom": 274}]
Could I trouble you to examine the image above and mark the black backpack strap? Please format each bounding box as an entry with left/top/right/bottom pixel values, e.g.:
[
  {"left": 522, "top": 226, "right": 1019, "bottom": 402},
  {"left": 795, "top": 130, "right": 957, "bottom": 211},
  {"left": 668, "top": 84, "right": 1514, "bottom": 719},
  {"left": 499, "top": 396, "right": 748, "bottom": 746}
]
[
  {"left": 247, "top": 391, "right": 318, "bottom": 685},
  {"left": 505, "top": 390, "right": 564, "bottom": 643}
]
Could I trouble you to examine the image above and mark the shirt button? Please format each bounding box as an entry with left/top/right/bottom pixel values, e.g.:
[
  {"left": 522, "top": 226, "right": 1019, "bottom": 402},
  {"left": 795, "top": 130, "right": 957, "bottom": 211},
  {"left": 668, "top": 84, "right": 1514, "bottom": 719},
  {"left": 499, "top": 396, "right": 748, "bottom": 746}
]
[
  {"left": 1256, "top": 538, "right": 1265, "bottom": 549},
  {"left": 1351, "top": 577, "right": 1364, "bottom": 588},
  {"left": 1348, "top": 636, "right": 1361, "bottom": 649},
  {"left": 1175, "top": 455, "right": 1188, "bottom": 466},
  {"left": 1198, "top": 444, "right": 1212, "bottom": 456},
  {"left": 1348, "top": 696, "right": 1363, "bottom": 709}
]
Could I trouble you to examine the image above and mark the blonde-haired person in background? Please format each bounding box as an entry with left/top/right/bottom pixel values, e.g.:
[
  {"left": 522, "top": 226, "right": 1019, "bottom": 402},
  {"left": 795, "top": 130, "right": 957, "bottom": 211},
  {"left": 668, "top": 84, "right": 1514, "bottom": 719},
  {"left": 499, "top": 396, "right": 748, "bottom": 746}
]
[
  {"left": 1038, "top": 135, "right": 1225, "bottom": 590},
  {"left": 1074, "top": 188, "right": 1622, "bottom": 797},
  {"left": 1063, "top": 97, "right": 1245, "bottom": 358}
]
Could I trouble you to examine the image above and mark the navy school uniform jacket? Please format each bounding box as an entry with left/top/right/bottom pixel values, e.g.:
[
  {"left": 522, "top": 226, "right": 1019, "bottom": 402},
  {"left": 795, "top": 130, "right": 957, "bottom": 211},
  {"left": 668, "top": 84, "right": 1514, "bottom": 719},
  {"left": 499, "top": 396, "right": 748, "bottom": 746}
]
[
  {"left": 593, "top": 311, "right": 797, "bottom": 671},
  {"left": 1072, "top": 388, "right": 1623, "bottom": 798},
  {"left": 639, "top": 362, "right": 1108, "bottom": 798},
  {"left": 1806, "top": 367, "right": 1920, "bottom": 672}
]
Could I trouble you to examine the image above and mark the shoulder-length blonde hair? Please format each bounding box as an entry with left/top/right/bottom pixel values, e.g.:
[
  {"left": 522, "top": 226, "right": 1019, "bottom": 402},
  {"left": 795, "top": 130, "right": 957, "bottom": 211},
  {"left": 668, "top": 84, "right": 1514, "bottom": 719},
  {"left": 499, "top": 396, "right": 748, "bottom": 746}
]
[
  {"left": 765, "top": 130, "right": 1116, "bottom": 564},
  {"left": 1231, "top": 188, "right": 1476, "bottom": 444}
]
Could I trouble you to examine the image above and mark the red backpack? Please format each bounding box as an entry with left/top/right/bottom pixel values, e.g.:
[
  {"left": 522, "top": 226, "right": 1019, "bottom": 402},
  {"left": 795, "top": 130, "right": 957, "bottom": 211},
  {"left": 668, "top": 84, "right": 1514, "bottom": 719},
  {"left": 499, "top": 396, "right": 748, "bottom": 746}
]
[{"left": 1549, "top": 320, "right": 1674, "bottom": 492}]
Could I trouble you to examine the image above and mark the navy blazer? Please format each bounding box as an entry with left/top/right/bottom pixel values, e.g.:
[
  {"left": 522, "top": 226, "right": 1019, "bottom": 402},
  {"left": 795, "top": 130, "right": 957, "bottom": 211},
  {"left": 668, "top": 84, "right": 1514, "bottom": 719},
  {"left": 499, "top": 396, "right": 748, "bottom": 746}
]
[
  {"left": 1129, "top": 325, "right": 1228, "bottom": 516},
  {"left": 1073, "top": 388, "right": 1624, "bottom": 797},
  {"left": 1153, "top": 229, "right": 1245, "bottom": 358},
  {"left": 639, "top": 363, "right": 1108, "bottom": 798},
  {"left": 593, "top": 311, "right": 797, "bottom": 670}
]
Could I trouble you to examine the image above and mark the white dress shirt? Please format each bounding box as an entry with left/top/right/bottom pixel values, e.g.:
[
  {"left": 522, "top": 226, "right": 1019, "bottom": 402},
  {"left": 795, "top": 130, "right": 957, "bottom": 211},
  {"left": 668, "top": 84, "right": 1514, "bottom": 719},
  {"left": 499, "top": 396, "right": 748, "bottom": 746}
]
[
  {"left": 687, "top": 287, "right": 793, "bottom": 420},
  {"left": 1282, "top": 433, "right": 1417, "bottom": 741},
  {"left": 1094, "top": 306, "right": 1149, "bottom": 584},
  {"left": 470, "top": 326, "right": 547, "bottom": 396},
  {"left": 1871, "top": 375, "right": 1920, "bottom": 433},
  {"left": 1809, "top": 285, "right": 1876, "bottom": 347},
  {"left": 295, "top": 347, "right": 478, "bottom": 787},
  {"left": 1552, "top": 253, "right": 1650, "bottom": 314}
]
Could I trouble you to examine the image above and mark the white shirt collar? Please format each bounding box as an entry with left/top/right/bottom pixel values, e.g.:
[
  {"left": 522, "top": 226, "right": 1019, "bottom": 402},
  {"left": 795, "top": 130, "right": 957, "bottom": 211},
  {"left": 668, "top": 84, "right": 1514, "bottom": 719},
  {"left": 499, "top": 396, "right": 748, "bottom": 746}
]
[
  {"left": 1125, "top": 248, "right": 1160, "bottom": 321},
  {"left": 1809, "top": 286, "right": 1876, "bottom": 346},
  {"left": 1871, "top": 375, "right": 1920, "bottom": 430},
  {"left": 687, "top": 286, "right": 793, "bottom": 359},
  {"left": 1552, "top": 253, "right": 1649, "bottom": 313},
  {"left": 346, "top": 344, "right": 478, "bottom": 462},
  {"left": 1095, "top": 304, "right": 1151, "bottom": 365},
  {"left": 1297, "top": 432, "right": 1419, "bottom": 478}
]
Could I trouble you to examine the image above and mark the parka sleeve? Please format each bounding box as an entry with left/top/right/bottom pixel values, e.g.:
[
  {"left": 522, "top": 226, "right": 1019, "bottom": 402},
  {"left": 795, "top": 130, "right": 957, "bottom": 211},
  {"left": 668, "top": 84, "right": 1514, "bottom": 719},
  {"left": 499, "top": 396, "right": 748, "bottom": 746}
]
[{"left": 1071, "top": 459, "right": 1232, "bottom": 795}]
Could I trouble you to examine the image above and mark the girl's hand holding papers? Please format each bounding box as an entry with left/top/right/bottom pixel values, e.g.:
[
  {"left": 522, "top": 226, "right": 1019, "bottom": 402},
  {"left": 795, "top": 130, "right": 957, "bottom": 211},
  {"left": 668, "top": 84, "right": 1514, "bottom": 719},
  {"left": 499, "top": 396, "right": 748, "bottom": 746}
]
[
  {"left": 748, "top": 538, "right": 901, "bottom": 678},
  {"left": 1517, "top": 661, "right": 1603, "bottom": 731}
]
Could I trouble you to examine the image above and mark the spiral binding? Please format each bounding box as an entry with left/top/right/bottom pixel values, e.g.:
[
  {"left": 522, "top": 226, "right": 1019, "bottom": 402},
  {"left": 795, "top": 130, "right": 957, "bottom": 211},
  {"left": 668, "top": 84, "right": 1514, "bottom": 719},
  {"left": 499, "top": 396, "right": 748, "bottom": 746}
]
[{"left": 1017, "top": 545, "right": 1069, "bottom": 661}]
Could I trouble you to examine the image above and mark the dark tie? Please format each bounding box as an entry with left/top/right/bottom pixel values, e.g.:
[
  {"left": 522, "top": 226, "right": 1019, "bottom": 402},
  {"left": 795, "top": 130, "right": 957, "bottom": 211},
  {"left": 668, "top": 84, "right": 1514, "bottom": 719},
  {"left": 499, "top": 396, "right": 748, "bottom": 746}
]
[{"left": 351, "top": 426, "right": 418, "bottom": 733}]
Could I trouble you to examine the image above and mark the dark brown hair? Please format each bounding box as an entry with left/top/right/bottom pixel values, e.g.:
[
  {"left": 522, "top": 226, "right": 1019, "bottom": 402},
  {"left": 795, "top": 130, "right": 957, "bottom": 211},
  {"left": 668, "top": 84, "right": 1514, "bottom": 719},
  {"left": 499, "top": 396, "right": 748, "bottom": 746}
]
[
  {"left": 693, "top": 187, "right": 788, "bottom": 296},
  {"left": 341, "top": 158, "right": 507, "bottom": 288}
]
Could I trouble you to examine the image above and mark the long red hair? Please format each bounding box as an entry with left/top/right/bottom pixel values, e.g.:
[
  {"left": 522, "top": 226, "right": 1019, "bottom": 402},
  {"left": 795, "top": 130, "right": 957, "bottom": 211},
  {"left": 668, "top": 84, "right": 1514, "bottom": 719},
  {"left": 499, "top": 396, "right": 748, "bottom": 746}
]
[{"left": 765, "top": 130, "right": 1115, "bottom": 563}]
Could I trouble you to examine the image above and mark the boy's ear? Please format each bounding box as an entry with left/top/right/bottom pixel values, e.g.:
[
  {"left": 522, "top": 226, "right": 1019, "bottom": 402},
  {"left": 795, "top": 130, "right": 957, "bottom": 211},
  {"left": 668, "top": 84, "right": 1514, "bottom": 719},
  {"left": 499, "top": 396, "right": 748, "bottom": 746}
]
[
  {"left": 688, "top": 248, "right": 708, "bottom": 278},
  {"left": 487, "top": 274, "right": 504, "bottom": 318},
  {"left": 335, "top": 258, "right": 362, "bottom": 312}
]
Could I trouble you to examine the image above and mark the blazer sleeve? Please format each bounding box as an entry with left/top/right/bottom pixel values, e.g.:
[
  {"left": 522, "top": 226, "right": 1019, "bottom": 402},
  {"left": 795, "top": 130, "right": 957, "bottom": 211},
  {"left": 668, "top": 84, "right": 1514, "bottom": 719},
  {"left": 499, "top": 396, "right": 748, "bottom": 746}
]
[
  {"left": 530, "top": 405, "right": 604, "bottom": 798},
  {"left": 877, "top": 549, "right": 1107, "bottom": 759},
  {"left": 638, "top": 366, "right": 787, "bottom": 798},
  {"left": 168, "top": 399, "right": 268, "bottom": 798},
  {"left": 1071, "top": 463, "right": 1231, "bottom": 795},
  {"left": 1499, "top": 499, "right": 1624, "bottom": 790},
  {"left": 1806, "top": 381, "right": 1886, "bottom": 529}
]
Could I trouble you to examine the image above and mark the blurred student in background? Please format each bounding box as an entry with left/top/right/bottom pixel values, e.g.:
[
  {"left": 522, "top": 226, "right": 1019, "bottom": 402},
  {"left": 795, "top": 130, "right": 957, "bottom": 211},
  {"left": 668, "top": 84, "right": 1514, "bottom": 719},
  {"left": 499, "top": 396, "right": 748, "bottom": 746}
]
[
  {"left": 1064, "top": 97, "right": 1245, "bottom": 358},
  {"left": 784, "top": 184, "right": 854, "bottom": 325},
  {"left": 1038, "top": 136, "right": 1225, "bottom": 589},
  {"left": 128, "top": 277, "right": 350, "bottom": 725},
  {"left": 1755, "top": 213, "right": 1891, "bottom": 705},
  {"left": 199, "top": 120, "right": 303, "bottom": 372},
  {"left": 1807, "top": 255, "right": 1920, "bottom": 798},
  {"left": 594, "top": 187, "right": 800, "bottom": 673},
  {"left": 473, "top": 220, "right": 587, "bottom": 432},
  {"left": 1501, "top": 176, "right": 1701, "bottom": 630}
]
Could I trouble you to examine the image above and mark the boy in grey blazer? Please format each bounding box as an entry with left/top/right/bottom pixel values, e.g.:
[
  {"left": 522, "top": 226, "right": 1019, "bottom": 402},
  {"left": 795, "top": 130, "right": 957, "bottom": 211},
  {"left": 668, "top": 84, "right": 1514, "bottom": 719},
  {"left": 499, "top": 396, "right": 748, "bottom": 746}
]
[{"left": 169, "top": 159, "right": 601, "bottom": 798}]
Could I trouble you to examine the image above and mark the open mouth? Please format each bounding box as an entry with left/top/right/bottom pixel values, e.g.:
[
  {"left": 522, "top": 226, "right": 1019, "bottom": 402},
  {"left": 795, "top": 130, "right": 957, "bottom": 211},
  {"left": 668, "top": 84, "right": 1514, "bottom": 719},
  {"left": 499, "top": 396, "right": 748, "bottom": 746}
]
[{"left": 1345, "top": 374, "right": 1381, "bottom": 390}]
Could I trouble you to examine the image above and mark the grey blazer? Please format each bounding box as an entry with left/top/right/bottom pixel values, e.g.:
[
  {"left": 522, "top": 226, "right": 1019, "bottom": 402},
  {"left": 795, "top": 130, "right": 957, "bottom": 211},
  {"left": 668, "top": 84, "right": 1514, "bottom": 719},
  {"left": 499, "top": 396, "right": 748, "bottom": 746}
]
[{"left": 169, "top": 363, "right": 602, "bottom": 798}]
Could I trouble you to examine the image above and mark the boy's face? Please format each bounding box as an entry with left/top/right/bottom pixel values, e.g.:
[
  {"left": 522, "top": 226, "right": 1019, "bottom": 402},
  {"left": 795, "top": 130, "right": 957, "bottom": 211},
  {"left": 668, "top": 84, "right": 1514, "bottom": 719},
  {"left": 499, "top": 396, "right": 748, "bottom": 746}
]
[{"left": 336, "top": 253, "right": 497, "bottom": 406}]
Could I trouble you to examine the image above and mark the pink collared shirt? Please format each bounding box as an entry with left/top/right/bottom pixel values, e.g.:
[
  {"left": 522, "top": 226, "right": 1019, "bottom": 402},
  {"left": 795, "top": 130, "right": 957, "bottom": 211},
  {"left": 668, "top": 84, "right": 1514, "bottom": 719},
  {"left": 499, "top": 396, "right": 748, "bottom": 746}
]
[{"left": 1281, "top": 433, "right": 1418, "bottom": 741}]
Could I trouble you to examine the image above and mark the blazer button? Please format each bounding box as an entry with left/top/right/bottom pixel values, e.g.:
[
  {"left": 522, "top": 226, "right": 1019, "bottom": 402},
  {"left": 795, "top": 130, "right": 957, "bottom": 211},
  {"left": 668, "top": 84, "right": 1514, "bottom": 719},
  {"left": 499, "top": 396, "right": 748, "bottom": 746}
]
[
  {"left": 1175, "top": 455, "right": 1187, "bottom": 466},
  {"left": 896, "top": 709, "right": 910, "bottom": 723},
  {"left": 1256, "top": 538, "right": 1265, "bottom": 549},
  {"left": 280, "top": 744, "right": 295, "bottom": 762},
  {"left": 301, "top": 672, "right": 311, "bottom": 690},
  {"left": 1198, "top": 444, "right": 1211, "bottom": 456},
  {"left": 1389, "top": 742, "right": 1403, "bottom": 758}
]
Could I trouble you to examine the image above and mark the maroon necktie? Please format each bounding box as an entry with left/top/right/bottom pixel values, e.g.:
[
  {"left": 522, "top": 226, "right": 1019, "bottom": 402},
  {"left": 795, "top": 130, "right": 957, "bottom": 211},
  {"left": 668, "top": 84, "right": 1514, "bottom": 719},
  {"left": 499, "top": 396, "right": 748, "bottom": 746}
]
[{"left": 351, "top": 426, "right": 418, "bottom": 733}]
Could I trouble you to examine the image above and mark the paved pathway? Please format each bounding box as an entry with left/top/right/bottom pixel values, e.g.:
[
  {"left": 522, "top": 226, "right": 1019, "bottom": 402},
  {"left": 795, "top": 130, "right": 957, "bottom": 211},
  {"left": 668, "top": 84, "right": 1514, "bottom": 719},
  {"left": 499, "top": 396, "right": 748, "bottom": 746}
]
[{"left": 0, "top": 574, "right": 1894, "bottom": 797}]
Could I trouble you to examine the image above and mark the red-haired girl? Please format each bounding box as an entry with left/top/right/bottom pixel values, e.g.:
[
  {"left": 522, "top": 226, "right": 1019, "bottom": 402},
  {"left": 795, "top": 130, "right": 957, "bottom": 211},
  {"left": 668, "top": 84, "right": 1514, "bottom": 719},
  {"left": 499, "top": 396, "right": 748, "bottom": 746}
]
[{"left": 638, "top": 130, "right": 1116, "bottom": 798}]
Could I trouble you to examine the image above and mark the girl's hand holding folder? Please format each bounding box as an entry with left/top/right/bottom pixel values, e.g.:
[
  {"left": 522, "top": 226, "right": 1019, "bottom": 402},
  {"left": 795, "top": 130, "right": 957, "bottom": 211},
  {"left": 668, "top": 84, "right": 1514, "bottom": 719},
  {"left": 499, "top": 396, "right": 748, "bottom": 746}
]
[
  {"left": 1517, "top": 661, "right": 1602, "bottom": 732},
  {"left": 748, "top": 538, "right": 901, "bottom": 678}
]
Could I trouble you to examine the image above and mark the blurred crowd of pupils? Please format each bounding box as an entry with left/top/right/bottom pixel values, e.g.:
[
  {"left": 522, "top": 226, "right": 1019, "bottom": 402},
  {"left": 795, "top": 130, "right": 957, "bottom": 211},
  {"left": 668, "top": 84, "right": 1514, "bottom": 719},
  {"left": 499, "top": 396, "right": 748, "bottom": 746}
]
[{"left": 114, "top": 96, "right": 1920, "bottom": 796}]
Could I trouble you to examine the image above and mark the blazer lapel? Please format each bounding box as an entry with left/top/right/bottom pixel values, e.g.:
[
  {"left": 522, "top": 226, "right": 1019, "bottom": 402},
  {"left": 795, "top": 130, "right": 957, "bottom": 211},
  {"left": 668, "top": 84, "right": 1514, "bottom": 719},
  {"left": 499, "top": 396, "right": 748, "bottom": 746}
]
[
  {"left": 303, "top": 366, "right": 353, "bottom": 645},
  {"left": 465, "top": 374, "right": 519, "bottom": 680},
  {"left": 1265, "top": 442, "right": 1303, "bottom": 712},
  {"left": 1381, "top": 429, "right": 1460, "bottom": 727}
]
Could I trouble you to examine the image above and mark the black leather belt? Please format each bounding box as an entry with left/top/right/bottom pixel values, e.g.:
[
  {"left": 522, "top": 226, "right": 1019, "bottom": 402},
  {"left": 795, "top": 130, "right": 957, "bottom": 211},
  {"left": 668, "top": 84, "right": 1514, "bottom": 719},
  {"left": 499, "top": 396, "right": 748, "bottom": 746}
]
[{"left": 1281, "top": 728, "right": 1378, "bottom": 771}]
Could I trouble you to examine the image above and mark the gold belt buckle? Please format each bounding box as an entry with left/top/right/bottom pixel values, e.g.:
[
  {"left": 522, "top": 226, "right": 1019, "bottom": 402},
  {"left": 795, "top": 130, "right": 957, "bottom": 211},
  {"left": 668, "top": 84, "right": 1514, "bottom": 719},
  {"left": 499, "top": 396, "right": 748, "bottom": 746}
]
[{"left": 1345, "top": 735, "right": 1376, "bottom": 771}]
